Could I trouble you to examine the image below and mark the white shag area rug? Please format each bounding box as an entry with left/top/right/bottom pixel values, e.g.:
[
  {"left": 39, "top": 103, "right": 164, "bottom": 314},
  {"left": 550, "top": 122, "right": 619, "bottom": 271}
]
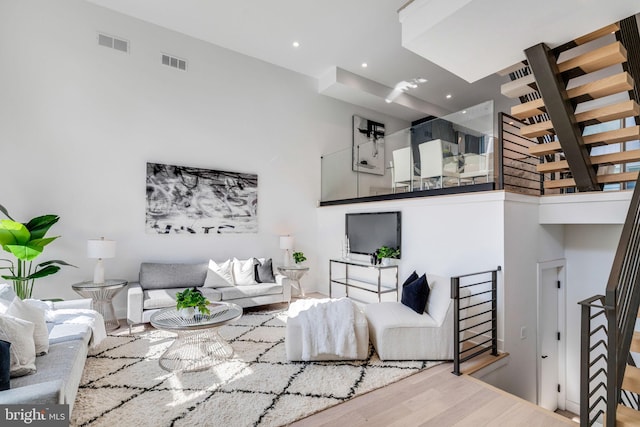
[{"left": 71, "top": 308, "right": 440, "bottom": 427}]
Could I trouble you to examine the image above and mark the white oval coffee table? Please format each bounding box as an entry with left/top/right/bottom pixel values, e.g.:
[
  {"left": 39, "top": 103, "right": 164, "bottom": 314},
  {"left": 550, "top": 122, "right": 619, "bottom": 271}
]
[{"left": 150, "top": 302, "right": 242, "bottom": 372}]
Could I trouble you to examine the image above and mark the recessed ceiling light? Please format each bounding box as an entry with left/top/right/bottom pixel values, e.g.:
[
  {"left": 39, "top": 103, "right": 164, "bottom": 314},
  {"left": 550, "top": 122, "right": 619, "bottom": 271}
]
[
  {"left": 462, "top": 110, "right": 467, "bottom": 114},
  {"left": 509, "top": 121, "right": 514, "bottom": 125},
  {"left": 292, "top": 41, "right": 300, "bottom": 48},
  {"left": 446, "top": 94, "right": 452, "bottom": 99},
  {"left": 361, "top": 62, "right": 368, "bottom": 68},
  {"left": 385, "top": 98, "right": 392, "bottom": 103}
]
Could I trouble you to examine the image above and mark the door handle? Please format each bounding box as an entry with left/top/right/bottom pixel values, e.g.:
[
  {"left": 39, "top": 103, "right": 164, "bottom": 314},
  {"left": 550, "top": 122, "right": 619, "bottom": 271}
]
[{"left": 541, "top": 355, "right": 548, "bottom": 359}]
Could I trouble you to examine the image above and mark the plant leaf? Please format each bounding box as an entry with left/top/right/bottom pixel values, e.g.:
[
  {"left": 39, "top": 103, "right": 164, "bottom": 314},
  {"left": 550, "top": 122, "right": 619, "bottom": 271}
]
[
  {"left": 0, "top": 220, "right": 30, "bottom": 247},
  {"left": 5, "top": 243, "right": 42, "bottom": 261},
  {"left": 37, "top": 259, "right": 77, "bottom": 268},
  {"left": 1, "top": 274, "right": 21, "bottom": 281},
  {"left": 27, "top": 265, "right": 60, "bottom": 279},
  {"left": 0, "top": 204, "right": 14, "bottom": 221},
  {"left": 25, "top": 215, "right": 59, "bottom": 240},
  {"left": 28, "top": 236, "right": 59, "bottom": 252}
]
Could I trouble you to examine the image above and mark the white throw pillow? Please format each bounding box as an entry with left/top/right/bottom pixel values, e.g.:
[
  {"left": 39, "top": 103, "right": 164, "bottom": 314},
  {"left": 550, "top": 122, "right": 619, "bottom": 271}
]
[
  {"left": 203, "top": 259, "right": 235, "bottom": 288},
  {"left": 0, "top": 284, "right": 18, "bottom": 313},
  {"left": 232, "top": 258, "right": 257, "bottom": 286},
  {"left": 0, "top": 313, "right": 36, "bottom": 377},
  {"left": 7, "top": 297, "right": 49, "bottom": 355}
]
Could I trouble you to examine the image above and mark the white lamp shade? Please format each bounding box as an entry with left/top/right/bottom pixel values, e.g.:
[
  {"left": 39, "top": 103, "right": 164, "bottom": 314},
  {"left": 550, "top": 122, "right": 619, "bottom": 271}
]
[
  {"left": 87, "top": 239, "right": 116, "bottom": 259},
  {"left": 279, "top": 236, "right": 294, "bottom": 250}
]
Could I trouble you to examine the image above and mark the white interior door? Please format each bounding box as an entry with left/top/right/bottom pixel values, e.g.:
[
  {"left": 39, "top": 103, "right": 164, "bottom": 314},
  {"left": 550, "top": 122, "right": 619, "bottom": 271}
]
[{"left": 538, "top": 266, "right": 560, "bottom": 411}]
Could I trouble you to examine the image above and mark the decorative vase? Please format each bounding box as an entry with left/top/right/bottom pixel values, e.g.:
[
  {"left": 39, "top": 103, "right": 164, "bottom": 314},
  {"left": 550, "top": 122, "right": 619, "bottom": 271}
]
[{"left": 179, "top": 307, "right": 195, "bottom": 320}]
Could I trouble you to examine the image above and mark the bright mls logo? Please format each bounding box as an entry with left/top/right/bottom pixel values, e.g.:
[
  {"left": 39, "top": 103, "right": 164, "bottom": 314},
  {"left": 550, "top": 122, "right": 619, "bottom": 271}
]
[{"left": 1, "top": 405, "right": 68, "bottom": 426}]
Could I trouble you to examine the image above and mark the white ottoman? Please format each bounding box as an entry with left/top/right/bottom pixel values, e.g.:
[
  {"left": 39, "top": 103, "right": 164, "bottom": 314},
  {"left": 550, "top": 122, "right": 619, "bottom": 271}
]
[{"left": 286, "top": 298, "right": 369, "bottom": 361}]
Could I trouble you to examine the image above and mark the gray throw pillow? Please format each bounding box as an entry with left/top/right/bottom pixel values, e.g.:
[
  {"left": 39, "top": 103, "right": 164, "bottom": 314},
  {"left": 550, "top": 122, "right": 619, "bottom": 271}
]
[{"left": 254, "top": 258, "right": 276, "bottom": 283}]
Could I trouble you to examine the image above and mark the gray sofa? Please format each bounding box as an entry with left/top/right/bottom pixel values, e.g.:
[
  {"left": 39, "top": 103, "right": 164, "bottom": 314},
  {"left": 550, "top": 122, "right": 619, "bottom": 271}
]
[
  {"left": 0, "top": 299, "right": 95, "bottom": 415},
  {"left": 127, "top": 262, "right": 291, "bottom": 328}
]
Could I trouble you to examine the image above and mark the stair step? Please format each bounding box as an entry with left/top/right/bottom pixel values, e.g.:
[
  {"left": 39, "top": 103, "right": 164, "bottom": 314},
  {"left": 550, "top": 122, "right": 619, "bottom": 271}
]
[
  {"left": 617, "top": 404, "right": 640, "bottom": 427},
  {"left": 576, "top": 100, "right": 640, "bottom": 127},
  {"left": 497, "top": 62, "right": 528, "bottom": 77},
  {"left": 557, "top": 41, "right": 627, "bottom": 75},
  {"left": 631, "top": 331, "right": 640, "bottom": 353},
  {"left": 528, "top": 126, "right": 640, "bottom": 156},
  {"left": 520, "top": 100, "right": 639, "bottom": 138},
  {"left": 536, "top": 150, "right": 640, "bottom": 174},
  {"left": 512, "top": 72, "right": 633, "bottom": 120},
  {"left": 529, "top": 141, "right": 562, "bottom": 156},
  {"left": 501, "top": 73, "right": 538, "bottom": 98},
  {"left": 574, "top": 23, "right": 620, "bottom": 46},
  {"left": 622, "top": 365, "right": 640, "bottom": 395},
  {"left": 543, "top": 171, "right": 639, "bottom": 189}
]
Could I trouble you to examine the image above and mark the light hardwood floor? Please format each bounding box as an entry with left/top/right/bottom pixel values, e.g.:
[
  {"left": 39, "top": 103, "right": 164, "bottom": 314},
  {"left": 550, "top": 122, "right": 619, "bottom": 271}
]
[{"left": 290, "top": 362, "right": 574, "bottom": 426}]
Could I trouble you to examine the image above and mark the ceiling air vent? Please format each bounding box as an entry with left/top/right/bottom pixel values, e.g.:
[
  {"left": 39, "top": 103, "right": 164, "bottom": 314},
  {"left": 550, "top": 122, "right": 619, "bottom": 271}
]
[
  {"left": 162, "top": 54, "right": 187, "bottom": 71},
  {"left": 97, "top": 32, "right": 129, "bottom": 53}
]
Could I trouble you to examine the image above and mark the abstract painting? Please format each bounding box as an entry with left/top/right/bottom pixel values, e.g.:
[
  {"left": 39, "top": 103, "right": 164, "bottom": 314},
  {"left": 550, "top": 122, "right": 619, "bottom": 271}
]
[
  {"left": 352, "top": 115, "right": 385, "bottom": 175},
  {"left": 146, "top": 162, "right": 258, "bottom": 234}
]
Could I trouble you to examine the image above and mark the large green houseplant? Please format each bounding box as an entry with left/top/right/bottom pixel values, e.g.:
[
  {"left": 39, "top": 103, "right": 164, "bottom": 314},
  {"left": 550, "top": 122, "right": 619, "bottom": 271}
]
[{"left": 0, "top": 204, "right": 75, "bottom": 299}]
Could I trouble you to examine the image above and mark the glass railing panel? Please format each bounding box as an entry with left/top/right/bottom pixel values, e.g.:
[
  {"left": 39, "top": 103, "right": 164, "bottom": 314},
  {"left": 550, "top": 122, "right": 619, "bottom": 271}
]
[{"left": 321, "top": 100, "right": 495, "bottom": 203}]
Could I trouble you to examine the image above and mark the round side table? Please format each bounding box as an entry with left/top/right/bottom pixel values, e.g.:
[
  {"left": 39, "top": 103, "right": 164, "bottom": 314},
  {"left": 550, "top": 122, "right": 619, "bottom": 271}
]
[
  {"left": 71, "top": 279, "right": 128, "bottom": 332},
  {"left": 277, "top": 265, "right": 310, "bottom": 297}
]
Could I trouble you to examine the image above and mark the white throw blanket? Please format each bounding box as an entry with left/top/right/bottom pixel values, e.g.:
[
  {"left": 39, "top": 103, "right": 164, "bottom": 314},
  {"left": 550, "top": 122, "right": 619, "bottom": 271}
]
[
  {"left": 45, "top": 309, "right": 107, "bottom": 348},
  {"left": 288, "top": 297, "right": 357, "bottom": 360}
]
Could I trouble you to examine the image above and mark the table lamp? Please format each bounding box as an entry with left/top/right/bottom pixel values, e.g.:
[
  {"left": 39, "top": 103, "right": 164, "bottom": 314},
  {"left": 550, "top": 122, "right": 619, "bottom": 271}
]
[
  {"left": 87, "top": 237, "right": 116, "bottom": 284},
  {"left": 280, "top": 235, "right": 294, "bottom": 266}
]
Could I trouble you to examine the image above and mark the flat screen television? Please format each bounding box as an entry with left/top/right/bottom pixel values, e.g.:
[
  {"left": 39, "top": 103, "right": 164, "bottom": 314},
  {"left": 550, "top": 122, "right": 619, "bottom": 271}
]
[{"left": 345, "top": 211, "right": 401, "bottom": 257}]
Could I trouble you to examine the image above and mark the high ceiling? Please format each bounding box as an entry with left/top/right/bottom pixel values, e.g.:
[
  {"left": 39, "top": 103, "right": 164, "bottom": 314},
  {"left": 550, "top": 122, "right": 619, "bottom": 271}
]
[{"left": 84, "top": 0, "right": 640, "bottom": 122}]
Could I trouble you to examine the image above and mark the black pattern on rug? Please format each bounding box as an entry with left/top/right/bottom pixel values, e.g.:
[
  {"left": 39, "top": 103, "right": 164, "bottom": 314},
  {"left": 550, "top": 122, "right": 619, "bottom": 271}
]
[{"left": 71, "top": 309, "right": 438, "bottom": 427}]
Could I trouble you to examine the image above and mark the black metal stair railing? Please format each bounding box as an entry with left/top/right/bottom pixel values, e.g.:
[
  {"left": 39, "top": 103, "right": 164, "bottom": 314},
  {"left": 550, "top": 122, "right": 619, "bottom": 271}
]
[
  {"left": 579, "top": 169, "right": 640, "bottom": 426},
  {"left": 578, "top": 295, "right": 610, "bottom": 426},
  {"left": 452, "top": 266, "right": 500, "bottom": 376}
]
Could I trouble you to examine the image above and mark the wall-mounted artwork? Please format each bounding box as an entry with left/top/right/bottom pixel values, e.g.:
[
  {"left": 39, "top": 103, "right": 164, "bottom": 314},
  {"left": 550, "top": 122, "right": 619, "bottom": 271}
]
[
  {"left": 352, "top": 115, "right": 385, "bottom": 175},
  {"left": 146, "top": 162, "right": 258, "bottom": 234}
]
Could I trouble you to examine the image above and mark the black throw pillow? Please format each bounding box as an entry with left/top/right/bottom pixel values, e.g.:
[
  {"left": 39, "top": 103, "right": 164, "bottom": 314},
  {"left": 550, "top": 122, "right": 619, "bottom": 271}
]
[
  {"left": 402, "top": 271, "right": 419, "bottom": 288},
  {"left": 401, "top": 274, "right": 430, "bottom": 314},
  {"left": 254, "top": 258, "right": 276, "bottom": 283},
  {"left": 0, "top": 339, "right": 10, "bottom": 391}
]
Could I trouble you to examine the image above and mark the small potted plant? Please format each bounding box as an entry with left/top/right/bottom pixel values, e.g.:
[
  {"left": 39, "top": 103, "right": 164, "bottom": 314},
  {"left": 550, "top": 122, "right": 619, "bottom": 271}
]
[
  {"left": 175, "top": 288, "right": 211, "bottom": 319},
  {"left": 376, "top": 246, "right": 400, "bottom": 266},
  {"left": 292, "top": 251, "right": 306, "bottom": 265}
]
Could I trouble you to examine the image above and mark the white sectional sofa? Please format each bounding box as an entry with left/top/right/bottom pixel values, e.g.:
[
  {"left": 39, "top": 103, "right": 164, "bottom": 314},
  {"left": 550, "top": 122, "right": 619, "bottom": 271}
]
[{"left": 127, "top": 261, "right": 291, "bottom": 328}]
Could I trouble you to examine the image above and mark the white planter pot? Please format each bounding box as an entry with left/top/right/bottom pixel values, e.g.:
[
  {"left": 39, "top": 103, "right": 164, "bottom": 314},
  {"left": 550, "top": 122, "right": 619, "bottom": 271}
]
[
  {"left": 179, "top": 307, "right": 195, "bottom": 319},
  {"left": 381, "top": 258, "right": 392, "bottom": 266}
]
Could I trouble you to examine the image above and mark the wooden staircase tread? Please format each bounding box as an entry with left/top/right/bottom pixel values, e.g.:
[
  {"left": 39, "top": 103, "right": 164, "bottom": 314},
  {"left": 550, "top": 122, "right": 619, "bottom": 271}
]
[
  {"left": 501, "top": 74, "right": 538, "bottom": 98},
  {"left": 528, "top": 126, "right": 640, "bottom": 156},
  {"left": 574, "top": 23, "right": 620, "bottom": 46},
  {"left": 536, "top": 150, "right": 640, "bottom": 173},
  {"left": 521, "top": 121, "right": 554, "bottom": 138},
  {"left": 497, "top": 62, "right": 528, "bottom": 76},
  {"left": 557, "top": 41, "right": 627, "bottom": 74},
  {"left": 522, "top": 100, "right": 640, "bottom": 138},
  {"left": 537, "top": 160, "right": 568, "bottom": 174},
  {"left": 511, "top": 98, "right": 545, "bottom": 120},
  {"left": 575, "top": 100, "right": 640, "bottom": 127},
  {"left": 529, "top": 141, "right": 562, "bottom": 156},
  {"left": 622, "top": 365, "right": 640, "bottom": 395},
  {"left": 617, "top": 404, "right": 640, "bottom": 427},
  {"left": 631, "top": 331, "right": 640, "bottom": 353},
  {"left": 512, "top": 72, "right": 633, "bottom": 120},
  {"left": 543, "top": 171, "right": 639, "bottom": 189},
  {"left": 583, "top": 126, "right": 640, "bottom": 146}
]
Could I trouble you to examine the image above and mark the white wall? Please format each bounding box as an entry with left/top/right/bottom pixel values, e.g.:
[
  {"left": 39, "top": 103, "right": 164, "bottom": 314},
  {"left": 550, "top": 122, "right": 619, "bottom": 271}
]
[
  {"left": 316, "top": 191, "right": 505, "bottom": 325},
  {"left": 0, "top": 0, "right": 408, "bottom": 317},
  {"left": 563, "top": 224, "right": 621, "bottom": 412}
]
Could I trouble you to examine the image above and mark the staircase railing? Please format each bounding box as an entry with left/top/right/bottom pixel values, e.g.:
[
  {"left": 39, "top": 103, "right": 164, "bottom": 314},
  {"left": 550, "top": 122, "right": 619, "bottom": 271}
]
[
  {"left": 579, "top": 171, "right": 640, "bottom": 426},
  {"left": 452, "top": 266, "right": 500, "bottom": 376},
  {"left": 498, "top": 113, "right": 543, "bottom": 195}
]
